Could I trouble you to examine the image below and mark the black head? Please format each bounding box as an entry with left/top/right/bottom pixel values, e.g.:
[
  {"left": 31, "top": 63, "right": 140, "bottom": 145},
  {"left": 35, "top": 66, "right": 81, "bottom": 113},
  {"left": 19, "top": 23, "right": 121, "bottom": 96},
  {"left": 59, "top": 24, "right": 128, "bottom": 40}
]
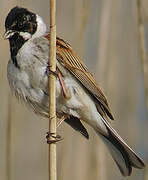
[{"left": 4, "top": 6, "right": 37, "bottom": 39}]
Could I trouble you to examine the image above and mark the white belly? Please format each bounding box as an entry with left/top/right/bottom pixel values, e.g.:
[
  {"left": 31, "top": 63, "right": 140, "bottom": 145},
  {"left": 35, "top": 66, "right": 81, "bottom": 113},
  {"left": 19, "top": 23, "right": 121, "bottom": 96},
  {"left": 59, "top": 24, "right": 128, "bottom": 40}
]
[{"left": 7, "top": 59, "right": 103, "bottom": 130}]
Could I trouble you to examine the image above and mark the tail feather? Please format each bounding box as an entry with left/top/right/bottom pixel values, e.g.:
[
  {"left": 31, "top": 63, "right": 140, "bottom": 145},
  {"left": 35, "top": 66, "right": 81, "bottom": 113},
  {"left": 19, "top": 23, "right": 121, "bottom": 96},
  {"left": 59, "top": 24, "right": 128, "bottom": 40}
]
[{"left": 94, "top": 119, "right": 145, "bottom": 176}]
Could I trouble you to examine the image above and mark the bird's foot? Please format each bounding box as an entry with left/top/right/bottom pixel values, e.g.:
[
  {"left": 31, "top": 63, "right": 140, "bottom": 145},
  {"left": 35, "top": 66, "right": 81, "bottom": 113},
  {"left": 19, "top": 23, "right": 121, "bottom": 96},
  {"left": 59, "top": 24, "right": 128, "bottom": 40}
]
[
  {"left": 46, "top": 132, "right": 63, "bottom": 144},
  {"left": 46, "top": 65, "right": 58, "bottom": 77}
]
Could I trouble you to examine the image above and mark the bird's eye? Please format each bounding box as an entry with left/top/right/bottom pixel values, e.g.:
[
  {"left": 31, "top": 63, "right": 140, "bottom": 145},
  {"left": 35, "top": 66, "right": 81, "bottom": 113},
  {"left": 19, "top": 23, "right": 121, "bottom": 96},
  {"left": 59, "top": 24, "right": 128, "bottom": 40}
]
[
  {"left": 24, "top": 15, "right": 31, "bottom": 22},
  {"left": 23, "top": 16, "right": 27, "bottom": 21}
]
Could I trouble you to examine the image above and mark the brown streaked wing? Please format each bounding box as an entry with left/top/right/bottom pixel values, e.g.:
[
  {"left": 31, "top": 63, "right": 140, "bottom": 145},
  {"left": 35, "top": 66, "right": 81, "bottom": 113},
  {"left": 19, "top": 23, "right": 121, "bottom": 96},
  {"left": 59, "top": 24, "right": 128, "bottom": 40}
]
[{"left": 45, "top": 35, "right": 114, "bottom": 120}]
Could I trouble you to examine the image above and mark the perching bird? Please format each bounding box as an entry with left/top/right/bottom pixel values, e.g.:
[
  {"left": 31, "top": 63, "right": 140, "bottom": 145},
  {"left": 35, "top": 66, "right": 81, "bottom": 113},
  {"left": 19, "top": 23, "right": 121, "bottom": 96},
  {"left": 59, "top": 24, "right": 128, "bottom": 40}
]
[{"left": 4, "top": 6, "right": 145, "bottom": 176}]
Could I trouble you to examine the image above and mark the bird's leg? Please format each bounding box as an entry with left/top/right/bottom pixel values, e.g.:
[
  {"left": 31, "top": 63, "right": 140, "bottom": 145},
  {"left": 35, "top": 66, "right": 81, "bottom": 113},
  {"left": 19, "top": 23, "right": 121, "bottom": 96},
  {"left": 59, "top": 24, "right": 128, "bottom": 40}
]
[
  {"left": 57, "top": 114, "right": 69, "bottom": 127},
  {"left": 47, "top": 65, "right": 71, "bottom": 99},
  {"left": 57, "top": 71, "right": 71, "bottom": 100},
  {"left": 46, "top": 132, "right": 63, "bottom": 144}
]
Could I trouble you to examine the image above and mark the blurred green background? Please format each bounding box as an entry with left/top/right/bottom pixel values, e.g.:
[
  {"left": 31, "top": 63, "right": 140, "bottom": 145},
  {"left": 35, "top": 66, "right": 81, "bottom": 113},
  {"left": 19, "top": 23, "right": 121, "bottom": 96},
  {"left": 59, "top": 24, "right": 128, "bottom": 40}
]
[{"left": 0, "top": 0, "right": 148, "bottom": 180}]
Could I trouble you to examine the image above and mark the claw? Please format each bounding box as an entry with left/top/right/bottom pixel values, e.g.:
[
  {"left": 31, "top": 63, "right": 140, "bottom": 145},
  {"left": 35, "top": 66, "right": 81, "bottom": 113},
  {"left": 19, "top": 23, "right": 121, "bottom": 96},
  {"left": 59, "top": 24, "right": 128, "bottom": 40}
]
[
  {"left": 46, "top": 132, "right": 63, "bottom": 144},
  {"left": 46, "top": 65, "right": 58, "bottom": 77}
]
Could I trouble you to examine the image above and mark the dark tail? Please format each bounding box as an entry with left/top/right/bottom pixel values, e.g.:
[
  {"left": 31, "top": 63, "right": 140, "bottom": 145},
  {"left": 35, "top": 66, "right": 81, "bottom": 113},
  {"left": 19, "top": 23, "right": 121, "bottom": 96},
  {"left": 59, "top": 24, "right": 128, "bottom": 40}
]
[{"left": 94, "top": 119, "right": 145, "bottom": 176}]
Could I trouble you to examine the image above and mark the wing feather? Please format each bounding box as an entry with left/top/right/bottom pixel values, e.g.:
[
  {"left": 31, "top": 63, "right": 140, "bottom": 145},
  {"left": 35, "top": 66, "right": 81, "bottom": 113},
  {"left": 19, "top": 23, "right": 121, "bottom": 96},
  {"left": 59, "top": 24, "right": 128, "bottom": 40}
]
[{"left": 45, "top": 35, "right": 114, "bottom": 120}]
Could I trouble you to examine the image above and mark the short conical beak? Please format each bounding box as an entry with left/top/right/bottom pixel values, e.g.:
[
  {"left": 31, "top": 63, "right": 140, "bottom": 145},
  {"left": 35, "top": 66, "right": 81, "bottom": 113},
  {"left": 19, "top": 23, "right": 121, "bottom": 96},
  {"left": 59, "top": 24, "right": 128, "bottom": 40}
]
[{"left": 3, "top": 30, "right": 15, "bottom": 39}]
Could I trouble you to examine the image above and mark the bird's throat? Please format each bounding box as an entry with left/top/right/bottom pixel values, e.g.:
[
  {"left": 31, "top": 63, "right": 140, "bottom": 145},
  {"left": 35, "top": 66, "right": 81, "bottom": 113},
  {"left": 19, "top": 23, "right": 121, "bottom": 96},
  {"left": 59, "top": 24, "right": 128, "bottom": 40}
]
[{"left": 9, "top": 33, "right": 27, "bottom": 68}]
